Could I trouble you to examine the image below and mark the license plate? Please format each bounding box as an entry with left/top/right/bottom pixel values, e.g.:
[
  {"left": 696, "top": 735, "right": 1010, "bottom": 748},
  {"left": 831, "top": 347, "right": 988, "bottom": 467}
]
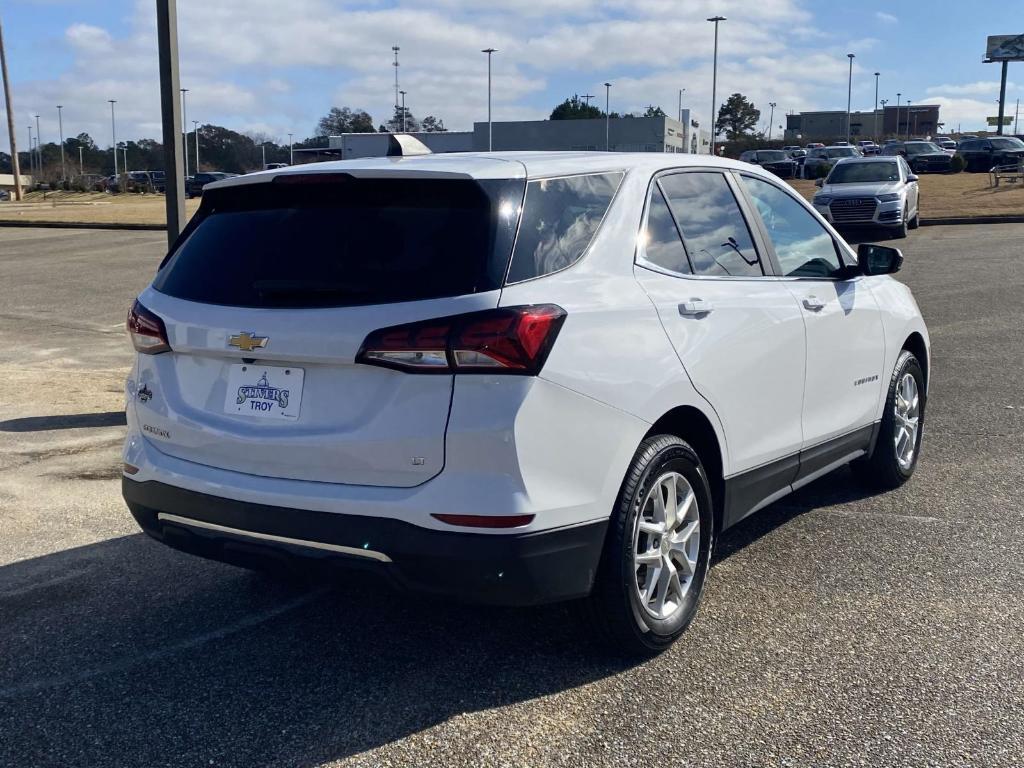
[{"left": 224, "top": 364, "right": 304, "bottom": 420}]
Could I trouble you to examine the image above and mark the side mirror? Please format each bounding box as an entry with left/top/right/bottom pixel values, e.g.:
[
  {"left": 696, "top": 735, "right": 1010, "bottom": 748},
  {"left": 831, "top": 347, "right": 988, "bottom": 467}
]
[
  {"left": 815, "top": 178, "right": 824, "bottom": 187},
  {"left": 858, "top": 243, "right": 903, "bottom": 275},
  {"left": 906, "top": 174, "right": 919, "bottom": 182}
]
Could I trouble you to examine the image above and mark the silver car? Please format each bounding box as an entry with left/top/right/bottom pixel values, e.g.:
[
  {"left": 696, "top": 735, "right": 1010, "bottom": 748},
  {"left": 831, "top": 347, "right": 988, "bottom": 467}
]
[{"left": 812, "top": 156, "right": 920, "bottom": 238}]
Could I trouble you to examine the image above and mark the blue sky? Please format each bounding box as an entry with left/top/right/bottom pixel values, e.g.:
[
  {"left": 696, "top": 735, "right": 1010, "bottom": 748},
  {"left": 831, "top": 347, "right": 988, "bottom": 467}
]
[{"left": 2, "top": 0, "right": 1019, "bottom": 146}]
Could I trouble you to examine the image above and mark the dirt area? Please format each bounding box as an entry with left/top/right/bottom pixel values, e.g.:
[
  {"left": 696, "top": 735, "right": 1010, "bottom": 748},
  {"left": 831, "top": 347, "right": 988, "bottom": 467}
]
[
  {"left": 1, "top": 173, "right": 1022, "bottom": 225},
  {"left": 788, "top": 172, "right": 1024, "bottom": 219},
  {"left": 0, "top": 191, "right": 201, "bottom": 226}
]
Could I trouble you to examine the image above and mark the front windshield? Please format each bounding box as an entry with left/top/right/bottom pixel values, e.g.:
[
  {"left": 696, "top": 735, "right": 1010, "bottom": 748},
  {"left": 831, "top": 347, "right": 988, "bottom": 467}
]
[
  {"left": 905, "top": 142, "right": 941, "bottom": 155},
  {"left": 826, "top": 148, "right": 858, "bottom": 158},
  {"left": 827, "top": 162, "right": 900, "bottom": 184},
  {"left": 757, "top": 151, "right": 788, "bottom": 161},
  {"left": 991, "top": 137, "right": 1024, "bottom": 150}
]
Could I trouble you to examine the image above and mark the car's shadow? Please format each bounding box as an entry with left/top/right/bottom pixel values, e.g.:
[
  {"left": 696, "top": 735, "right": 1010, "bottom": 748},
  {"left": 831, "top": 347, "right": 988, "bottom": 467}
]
[{"left": 0, "top": 468, "right": 878, "bottom": 768}]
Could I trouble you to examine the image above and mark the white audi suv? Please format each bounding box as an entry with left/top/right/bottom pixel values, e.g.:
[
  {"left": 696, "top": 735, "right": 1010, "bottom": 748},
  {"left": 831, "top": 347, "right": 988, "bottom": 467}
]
[
  {"left": 123, "top": 151, "right": 929, "bottom": 654},
  {"left": 813, "top": 156, "right": 921, "bottom": 238}
]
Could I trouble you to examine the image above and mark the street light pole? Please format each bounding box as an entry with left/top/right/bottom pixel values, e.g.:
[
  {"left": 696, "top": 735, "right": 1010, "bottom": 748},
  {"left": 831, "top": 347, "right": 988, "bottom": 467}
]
[
  {"left": 767, "top": 102, "right": 776, "bottom": 142},
  {"left": 56, "top": 105, "right": 65, "bottom": 182},
  {"left": 288, "top": 132, "right": 293, "bottom": 164},
  {"left": 482, "top": 48, "right": 496, "bottom": 151},
  {"left": 1015, "top": 98, "right": 1020, "bottom": 135},
  {"left": 109, "top": 100, "right": 118, "bottom": 177},
  {"left": 193, "top": 120, "right": 199, "bottom": 170},
  {"left": 34, "top": 114, "right": 41, "bottom": 176},
  {"left": 26, "top": 125, "right": 32, "bottom": 179},
  {"left": 845, "top": 53, "right": 854, "bottom": 144},
  {"left": 0, "top": 12, "right": 24, "bottom": 200},
  {"left": 895, "top": 92, "right": 901, "bottom": 141},
  {"left": 678, "top": 88, "right": 685, "bottom": 123},
  {"left": 392, "top": 45, "right": 400, "bottom": 114},
  {"left": 78, "top": 145, "right": 83, "bottom": 177},
  {"left": 880, "top": 99, "right": 888, "bottom": 139},
  {"left": 604, "top": 82, "right": 611, "bottom": 151},
  {"left": 181, "top": 88, "right": 189, "bottom": 178},
  {"left": 707, "top": 16, "right": 726, "bottom": 155},
  {"left": 873, "top": 72, "right": 880, "bottom": 141},
  {"left": 399, "top": 90, "right": 407, "bottom": 132},
  {"left": 905, "top": 98, "right": 911, "bottom": 140}
]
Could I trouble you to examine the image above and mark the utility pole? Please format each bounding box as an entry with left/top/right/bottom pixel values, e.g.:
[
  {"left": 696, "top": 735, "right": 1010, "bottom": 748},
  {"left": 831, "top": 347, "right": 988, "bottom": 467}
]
[
  {"left": 482, "top": 48, "right": 496, "bottom": 151},
  {"left": 193, "top": 120, "right": 199, "bottom": 170},
  {"left": 109, "top": 100, "right": 118, "bottom": 177},
  {"left": 1015, "top": 98, "right": 1020, "bottom": 135},
  {"left": 56, "top": 105, "right": 66, "bottom": 182},
  {"left": 288, "top": 132, "right": 293, "bottom": 164},
  {"left": 181, "top": 88, "right": 189, "bottom": 178},
  {"left": 905, "top": 98, "right": 911, "bottom": 140},
  {"left": 0, "top": 12, "right": 23, "bottom": 200},
  {"left": 767, "top": 102, "right": 776, "bottom": 142},
  {"left": 399, "top": 90, "right": 407, "bottom": 132},
  {"left": 78, "top": 145, "right": 83, "bottom": 176},
  {"left": 880, "top": 99, "right": 888, "bottom": 139},
  {"left": 707, "top": 16, "right": 726, "bottom": 155},
  {"left": 996, "top": 61, "right": 1008, "bottom": 136},
  {"left": 845, "top": 53, "right": 854, "bottom": 144},
  {"left": 27, "top": 125, "right": 32, "bottom": 179},
  {"left": 261, "top": 143, "right": 265, "bottom": 169},
  {"left": 873, "top": 72, "right": 880, "bottom": 142},
  {"left": 896, "top": 93, "right": 901, "bottom": 140},
  {"left": 156, "top": 0, "right": 185, "bottom": 243},
  {"left": 678, "top": 88, "right": 685, "bottom": 123},
  {"left": 34, "top": 113, "right": 40, "bottom": 177},
  {"left": 604, "top": 82, "right": 611, "bottom": 151}
]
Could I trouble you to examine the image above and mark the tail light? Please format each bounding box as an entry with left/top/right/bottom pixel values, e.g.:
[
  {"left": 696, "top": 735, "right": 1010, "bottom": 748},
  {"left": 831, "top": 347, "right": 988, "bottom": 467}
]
[
  {"left": 127, "top": 300, "right": 171, "bottom": 354},
  {"left": 357, "top": 305, "right": 566, "bottom": 375}
]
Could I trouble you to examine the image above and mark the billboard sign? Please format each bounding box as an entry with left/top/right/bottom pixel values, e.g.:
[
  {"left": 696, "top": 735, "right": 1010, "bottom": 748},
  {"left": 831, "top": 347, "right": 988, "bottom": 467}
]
[
  {"left": 985, "top": 34, "right": 1024, "bottom": 62},
  {"left": 987, "top": 116, "right": 1013, "bottom": 126}
]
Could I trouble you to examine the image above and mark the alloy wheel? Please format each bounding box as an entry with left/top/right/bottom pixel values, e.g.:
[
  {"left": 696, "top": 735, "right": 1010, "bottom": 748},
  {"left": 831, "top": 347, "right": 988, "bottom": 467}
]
[
  {"left": 894, "top": 372, "right": 920, "bottom": 471},
  {"left": 632, "top": 471, "right": 700, "bottom": 620}
]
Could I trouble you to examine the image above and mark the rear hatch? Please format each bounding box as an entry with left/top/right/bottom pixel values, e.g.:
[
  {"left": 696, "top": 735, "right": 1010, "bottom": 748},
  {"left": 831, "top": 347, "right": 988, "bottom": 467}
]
[{"left": 134, "top": 169, "right": 525, "bottom": 487}]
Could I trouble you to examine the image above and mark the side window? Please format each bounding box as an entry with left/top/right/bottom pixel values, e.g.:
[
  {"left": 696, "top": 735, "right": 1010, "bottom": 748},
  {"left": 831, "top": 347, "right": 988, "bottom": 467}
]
[
  {"left": 506, "top": 172, "right": 623, "bottom": 283},
  {"left": 741, "top": 175, "right": 841, "bottom": 278},
  {"left": 639, "top": 184, "right": 690, "bottom": 275},
  {"left": 659, "top": 172, "right": 764, "bottom": 277}
]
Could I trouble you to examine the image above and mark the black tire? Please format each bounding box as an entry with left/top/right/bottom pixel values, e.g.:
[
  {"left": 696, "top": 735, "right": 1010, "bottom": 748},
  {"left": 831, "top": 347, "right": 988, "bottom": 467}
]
[
  {"left": 852, "top": 350, "right": 926, "bottom": 490},
  {"left": 909, "top": 203, "right": 920, "bottom": 229},
  {"left": 587, "top": 435, "right": 715, "bottom": 657},
  {"left": 892, "top": 205, "right": 908, "bottom": 239}
]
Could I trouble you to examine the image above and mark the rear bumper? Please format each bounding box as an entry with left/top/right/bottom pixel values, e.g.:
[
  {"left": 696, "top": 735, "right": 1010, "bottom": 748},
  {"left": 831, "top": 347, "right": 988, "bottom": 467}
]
[{"left": 123, "top": 478, "right": 608, "bottom": 606}]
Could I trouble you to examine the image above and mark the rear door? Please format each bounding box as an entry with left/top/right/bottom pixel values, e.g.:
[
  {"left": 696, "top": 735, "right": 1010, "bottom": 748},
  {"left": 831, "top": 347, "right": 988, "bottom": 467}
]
[
  {"left": 634, "top": 169, "right": 807, "bottom": 479},
  {"left": 134, "top": 172, "right": 524, "bottom": 487}
]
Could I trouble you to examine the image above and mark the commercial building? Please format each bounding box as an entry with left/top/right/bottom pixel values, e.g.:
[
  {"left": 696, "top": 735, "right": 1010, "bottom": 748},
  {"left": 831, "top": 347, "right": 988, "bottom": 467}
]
[
  {"left": 295, "top": 114, "right": 712, "bottom": 161},
  {"left": 784, "top": 104, "right": 941, "bottom": 142},
  {"left": 0, "top": 173, "right": 32, "bottom": 194}
]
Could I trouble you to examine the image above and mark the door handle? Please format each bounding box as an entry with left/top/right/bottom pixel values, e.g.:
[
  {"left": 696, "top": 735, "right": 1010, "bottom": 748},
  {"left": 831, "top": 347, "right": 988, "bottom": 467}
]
[
  {"left": 802, "top": 296, "right": 826, "bottom": 312},
  {"left": 679, "top": 299, "right": 713, "bottom": 316}
]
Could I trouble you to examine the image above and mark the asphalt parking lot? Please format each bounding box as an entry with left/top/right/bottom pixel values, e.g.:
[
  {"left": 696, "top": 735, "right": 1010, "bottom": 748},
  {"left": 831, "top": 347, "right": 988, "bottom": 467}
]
[{"left": 1, "top": 224, "right": 1022, "bottom": 768}]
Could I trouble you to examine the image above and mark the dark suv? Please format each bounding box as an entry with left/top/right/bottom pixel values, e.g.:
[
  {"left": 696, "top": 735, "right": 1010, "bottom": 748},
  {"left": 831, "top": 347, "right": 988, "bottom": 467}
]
[
  {"left": 185, "top": 172, "right": 236, "bottom": 198},
  {"left": 737, "top": 149, "right": 798, "bottom": 178},
  {"left": 956, "top": 136, "right": 1024, "bottom": 172},
  {"left": 882, "top": 141, "right": 953, "bottom": 173}
]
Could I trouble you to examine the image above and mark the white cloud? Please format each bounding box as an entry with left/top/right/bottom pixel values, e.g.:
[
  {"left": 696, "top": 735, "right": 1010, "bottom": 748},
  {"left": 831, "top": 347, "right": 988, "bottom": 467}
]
[
  {"left": 874, "top": 11, "right": 898, "bottom": 24},
  {"left": 926, "top": 81, "right": 1017, "bottom": 96}
]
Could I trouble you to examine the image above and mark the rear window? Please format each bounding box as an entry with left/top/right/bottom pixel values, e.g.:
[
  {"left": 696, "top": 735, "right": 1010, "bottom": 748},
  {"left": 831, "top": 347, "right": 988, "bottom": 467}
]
[
  {"left": 505, "top": 172, "right": 623, "bottom": 283},
  {"left": 153, "top": 175, "right": 525, "bottom": 308}
]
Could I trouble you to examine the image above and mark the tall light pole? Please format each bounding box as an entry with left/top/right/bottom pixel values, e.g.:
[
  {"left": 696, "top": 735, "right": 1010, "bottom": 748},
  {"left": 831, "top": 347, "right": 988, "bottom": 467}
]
[
  {"left": 0, "top": 12, "right": 24, "bottom": 200},
  {"left": 288, "top": 132, "right": 293, "bottom": 164},
  {"left": 181, "top": 88, "right": 189, "bottom": 177},
  {"left": 845, "top": 53, "right": 854, "bottom": 144},
  {"left": 767, "top": 102, "right": 776, "bottom": 142},
  {"left": 399, "top": 90, "right": 407, "bottom": 132},
  {"left": 56, "top": 105, "right": 66, "bottom": 182},
  {"left": 193, "top": 120, "right": 199, "bottom": 170},
  {"left": 873, "top": 72, "right": 880, "bottom": 141},
  {"left": 678, "top": 88, "right": 686, "bottom": 123},
  {"left": 482, "top": 48, "right": 496, "bottom": 151},
  {"left": 604, "top": 82, "right": 611, "bottom": 151},
  {"left": 895, "top": 92, "right": 901, "bottom": 141},
  {"left": 78, "top": 145, "right": 83, "bottom": 177},
  {"left": 261, "top": 142, "right": 265, "bottom": 169},
  {"left": 1015, "top": 98, "right": 1020, "bottom": 135},
  {"left": 880, "top": 99, "right": 888, "bottom": 139},
  {"left": 108, "top": 100, "right": 118, "bottom": 177},
  {"left": 26, "top": 125, "right": 32, "bottom": 179},
  {"left": 905, "top": 98, "right": 911, "bottom": 140},
  {"left": 34, "top": 114, "right": 41, "bottom": 176},
  {"left": 392, "top": 45, "right": 400, "bottom": 114},
  {"left": 707, "top": 16, "right": 726, "bottom": 155}
]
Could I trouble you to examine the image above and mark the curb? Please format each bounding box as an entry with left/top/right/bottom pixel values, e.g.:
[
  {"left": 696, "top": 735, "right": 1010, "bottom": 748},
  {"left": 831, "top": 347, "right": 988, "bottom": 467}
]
[
  {"left": 0, "top": 220, "right": 166, "bottom": 231},
  {"left": 920, "top": 215, "right": 1024, "bottom": 226}
]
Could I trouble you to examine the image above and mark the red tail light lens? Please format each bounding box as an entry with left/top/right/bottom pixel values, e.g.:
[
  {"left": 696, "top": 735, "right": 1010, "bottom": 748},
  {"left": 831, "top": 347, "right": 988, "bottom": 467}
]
[
  {"left": 127, "top": 300, "right": 171, "bottom": 354},
  {"left": 357, "top": 305, "right": 566, "bottom": 375}
]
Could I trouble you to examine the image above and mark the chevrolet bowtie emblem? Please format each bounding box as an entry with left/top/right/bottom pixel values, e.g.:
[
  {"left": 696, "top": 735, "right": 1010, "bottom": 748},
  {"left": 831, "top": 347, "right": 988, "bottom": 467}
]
[{"left": 227, "top": 332, "right": 269, "bottom": 352}]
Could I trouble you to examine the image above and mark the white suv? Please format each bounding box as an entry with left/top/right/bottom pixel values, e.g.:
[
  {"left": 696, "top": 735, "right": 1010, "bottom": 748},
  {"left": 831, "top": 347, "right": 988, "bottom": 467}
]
[{"left": 122, "top": 152, "right": 929, "bottom": 655}]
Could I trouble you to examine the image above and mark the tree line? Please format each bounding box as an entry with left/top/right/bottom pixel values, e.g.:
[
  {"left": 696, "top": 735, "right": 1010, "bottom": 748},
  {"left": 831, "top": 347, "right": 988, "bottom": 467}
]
[{"left": 0, "top": 104, "right": 449, "bottom": 183}]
